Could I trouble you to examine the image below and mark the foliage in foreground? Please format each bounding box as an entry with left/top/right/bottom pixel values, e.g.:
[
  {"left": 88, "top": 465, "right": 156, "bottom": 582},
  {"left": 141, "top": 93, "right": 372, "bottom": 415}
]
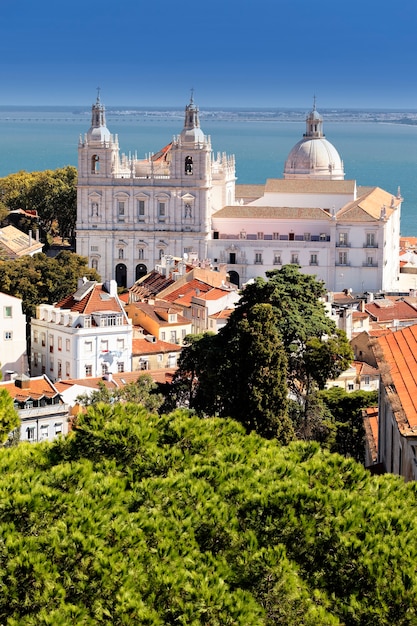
[{"left": 1, "top": 405, "right": 417, "bottom": 625}]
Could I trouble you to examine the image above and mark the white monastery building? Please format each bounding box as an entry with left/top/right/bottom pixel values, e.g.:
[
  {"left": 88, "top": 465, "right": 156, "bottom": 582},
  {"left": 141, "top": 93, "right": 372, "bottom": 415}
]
[
  {"left": 76, "top": 95, "right": 402, "bottom": 294},
  {"left": 31, "top": 279, "right": 132, "bottom": 381}
]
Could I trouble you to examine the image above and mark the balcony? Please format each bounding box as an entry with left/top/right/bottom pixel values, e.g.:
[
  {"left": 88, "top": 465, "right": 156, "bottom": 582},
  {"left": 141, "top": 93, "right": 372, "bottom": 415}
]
[
  {"left": 363, "top": 243, "right": 378, "bottom": 248},
  {"left": 362, "top": 262, "right": 378, "bottom": 267},
  {"left": 336, "top": 242, "right": 351, "bottom": 247},
  {"left": 18, "top": 404, "right": 69, "bottom": 420}
]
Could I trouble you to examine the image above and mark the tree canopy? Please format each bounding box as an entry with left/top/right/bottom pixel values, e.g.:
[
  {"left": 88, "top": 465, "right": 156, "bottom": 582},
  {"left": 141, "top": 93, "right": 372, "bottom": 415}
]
[
  {"left": 1, "top": 405, "right": 417, "bottom": 625},
  {"left": 0, "top": 251, "right": 100, "bottom": 318},
  {"left": 169, "top": 266, "right": 353, "bottom": 442},
  {"left": 0, "top": 166, "right": 77, "bottom": 242},
  {"left": 0, "top": 388, "right": 19, "bottom": 444}
]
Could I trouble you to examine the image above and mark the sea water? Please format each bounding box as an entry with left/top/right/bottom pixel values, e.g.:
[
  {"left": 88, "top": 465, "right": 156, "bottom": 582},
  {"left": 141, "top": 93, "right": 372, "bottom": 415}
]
[{"left": 0, "top": 107, "right": 416, "bottom": 234}]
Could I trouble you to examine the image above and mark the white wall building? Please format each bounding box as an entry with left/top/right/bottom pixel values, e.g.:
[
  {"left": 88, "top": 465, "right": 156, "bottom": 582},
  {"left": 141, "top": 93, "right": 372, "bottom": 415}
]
[
  {"left": 0, "top": 292, "right": 28, "bottom": 379},
  {"left": 76, "top": 96, "right": 401, "bottom": 295},
  {"left": 30, "top": 279, "right": 132, "bottom": 381}
]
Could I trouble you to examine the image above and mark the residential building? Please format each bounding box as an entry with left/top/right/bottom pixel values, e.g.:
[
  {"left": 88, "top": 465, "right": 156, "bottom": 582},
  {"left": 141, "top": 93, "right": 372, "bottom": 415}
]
[
  {"left": 125, "top": 300, "right": 191, "bottom": 345},
  {"left": 76, "top": 95, "right": 402, "bottom": 294},
  {"left": 30, "top": 279, "right": 132, "bottom": 381},
  {"left": 325, "top": 361, "right": 379, "bottom": 393},
  {"left": 0, "top": 374, "right": 69, "bottom": 443},
  {"left": 376, "top": 325, "right": 417, "bottom": 481},
  {"left": 0, "top": 292, "right": 28, "bottom": 379},
  {"left": 132, "top": 336, "right": 181, "bottom": 371},
  {"left": 0, "top": 225, "right": 43, "bottom": 258}
]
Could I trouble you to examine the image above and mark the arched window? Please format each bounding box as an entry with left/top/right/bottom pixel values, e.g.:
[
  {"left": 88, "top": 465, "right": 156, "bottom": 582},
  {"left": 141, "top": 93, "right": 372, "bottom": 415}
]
[
  {"left": 138, "top": 248, "right": 144, "bottom": 260},
  {"left": 91, "top": 155, "right": 100, "bottom": 174},
  {"left": 115, "top": 263, "right": 127, "bottom": 288},
  {"left": 185, "top": 156, "right": 193, "bottom": 175},
  {"left": 228, "top": 270, "right": 240, "bottom": 288},
  {"left": 91, "top": 259, "right": 98, "bottom": 271},
  {"left": 136, "top": 264, "right": 147, "bottom": 280}
]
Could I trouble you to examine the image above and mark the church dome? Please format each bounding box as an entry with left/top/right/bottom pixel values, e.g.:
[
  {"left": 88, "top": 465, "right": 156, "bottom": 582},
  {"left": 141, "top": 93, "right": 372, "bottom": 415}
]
[{"left": 284, "top": 103, "right": 344, "bottom": 180}]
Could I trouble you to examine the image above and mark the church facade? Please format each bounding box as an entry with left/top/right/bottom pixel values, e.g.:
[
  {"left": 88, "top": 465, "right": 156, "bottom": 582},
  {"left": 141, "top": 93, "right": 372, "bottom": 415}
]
[{"left": 76, "top": 96, "right": 401, "bottom": 294}]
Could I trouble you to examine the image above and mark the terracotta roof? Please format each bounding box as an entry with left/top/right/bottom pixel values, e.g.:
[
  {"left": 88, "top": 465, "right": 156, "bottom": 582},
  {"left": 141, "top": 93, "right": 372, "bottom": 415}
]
[
  {"left": 0, "top": 225, "right": 43, "bottom": 258},
  {"left": 129, "top": 270, "right": 175, "bottom": 300},
  {"left": 209, "top": 309, "right": 234, "bottom": 320},
  {"left": 164, "top": 279, "right": 212, "bottom": 306},
  {"left": 264, "top": 178, "right": 356, "bottom": 194},
  {"left": 128, "top": 301, "right": 189, "bottom": 326},
  {"left": 194, "top": 287, "right": 234, "bottom": 301},
  {"left": 235, "top": 184, "right": 265, "bottom": 198},
  {"left": 55, "top": 283, "right": 126, "bottom": 318},
  {"left": 0, "top": 375, "right": 60, "bottom": 401},
  {"left": 365, "top": 298, "right": 417, "bottom": 323},
  {"left": 212, "top": 205, "right": 333, "bottom": 220},
  {"left": 337, "top": 187, "right": 400, "bottom": 222},
  {"left": 151, "top": 142, "right": 172, "bottom": 162},
  {"left": 354, "top": 361, "right": 379, "bottom": 377},
  {"left": 378, "top": 325, "right": 417, "bottom": 432},
  {"left": 352, "top": 311, "right": 369, "bottom": 319},
  {"left": 58, "top": 369, "right": 176, "bottom": 390},
  {"left": 132, "top": 338, "right": 182, "bottom": 355}
]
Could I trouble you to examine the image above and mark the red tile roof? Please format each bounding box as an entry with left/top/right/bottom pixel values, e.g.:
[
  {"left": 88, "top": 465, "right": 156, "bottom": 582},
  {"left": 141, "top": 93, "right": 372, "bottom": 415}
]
[
  {"left": 132, "top": 338, "right": 182, "bottom": 355},
  {"left": 56, "top": 369, "right": 176, "bottom": 391},
  {"left": 56, "top": 283, "right": 125, "bottom": 317},
  {"left": 378, "top": 325, "right": 417, "bottom": 431},
  {"left": 365, "top": 299, "right": 417, "bottom": 323},
  {"left": 164, "top": 279, "right": 212, "bottom": 306},
  {"left": 0, "top": 375, "right": 59, "bottom": 401}
]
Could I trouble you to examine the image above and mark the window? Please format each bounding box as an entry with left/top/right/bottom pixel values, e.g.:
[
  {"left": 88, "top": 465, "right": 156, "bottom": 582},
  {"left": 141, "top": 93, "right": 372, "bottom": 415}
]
[
  {"left": 117, "top": 338, "right": 125, "bottom": 351},
  {"left": 65, "top": 362, "right": 70, "bottom": 377},
  {"left": 91, "top": 246, "right": 99, "bottom": 252},
  {"left": 170, "top": 331, "right": 177, "bottom": 343},
  {"left": 91, "top": 155, "right": 100, "bottom": 174},
  {"left": 185, "top": 156, "right": 193, "bottom": 175},
  {"left": 257, "top": 232, "right": 264, "bottom": 240},
  {"left": 54, "top": 423, "right": 62, "bottom": 436},
  {"left": 4, "top": 331, "right": 12, "bottom": 340},
  {"left": 310, "top": 254, "right": 318, "bottom": 265},
  {"left": 366, "top": 233, "right": 376, "bottom": 247},
  {"left": 40, "top": 425, "right": 49, "bottom": 440},
  {"left": 364, "top": 376, "right": 370, "bottom": 385},
  {"left": 273, "top": 254, "right": 281, "bottom": 265},
  {"left": 118, "top": 248, "right": 124, "bottom": 260},
  {"left": 158, "top": 249, "right": 164, "bottom": 260},
  {"left": 27, "top": 427, "right": 35, "bottom": 441},
  {"left": 58, "top": 337, "right": 62, "bottom": 351},
  {"left": 161, "top": 332, "right": 166, "bottom": 341},
  {"left": 291, "top": 253, "right": 299, "bottom": 264},
  {"left": 348, "top": 383, "right": 354, "bottom": 391},
  {"left": 85, "top": 341, "right": 92, "bottom": 353},
  {"left": 137, "top": 199, "right": 145, "bottom": 218},
  {"left": 157, "top": 354, "right": 163, "bottom": 362},
  {"left": 338, "top": 251, "right": 348, "bottom": 265},
  {"left": 92, "top": 259, "right": 98, "bottom": 271},
  {"left": 101, "top": 339, "right": 108, "bottom": 352},
  {"left": 41, "top": 333, "right": 46, "bottom": 347},
  {"left": 33, "top": 330, "right": 39, "bottom": 344},
  {"left": 66, "top": 339, "right": 70, "bottom": 351},
  {"left": 50, "top": 358, "right": 54, "bottom": 371},
  {"left": 117, "top": 362, "right": 124, "bottom": 373},
  {"left": 304, "top": 233, "right": 311, "bottom": 241},
  {"left": 118, "top": 201, "right": 125, "bottom": 217},
  {"left": 102, "top": 363, "right": 109, "bottom": 375},
  {"left": 255, "top": 253, "right": 263, "bottom": 265},
  {"left": 366, "top": 256, "right": 374, "bottom": 266},
  {"left": 33, "top": 353, "right": 39, "bottom": 367},
  {"left": 57, "top": 361, "right": 62, "bottom": 378},
  {"left": 3, "top": 306, "right": 12, "bottom": 318},
  {"left": 85, "top": 364, "right": 92, "bottom": 377},
  {"left": 158, "top": 202, "right": 166, "bottom": 219},
  {"left": 273, "top": 232, "right": 280, "bottom": 240},
  {"left": 138, "top": 248, "right": 144, "bottom": 260},
  {"left": 339, "top": 232, "right": 348, "bottom": 246},
  {"left": 84, "top": 317, "right": 92, "bottom": 328}
]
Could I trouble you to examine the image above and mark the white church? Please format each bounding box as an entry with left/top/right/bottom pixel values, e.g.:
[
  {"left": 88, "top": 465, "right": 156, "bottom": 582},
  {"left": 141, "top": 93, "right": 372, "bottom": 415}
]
[{"left": 76, "top": 95, "right": 402, "bottom": 293}]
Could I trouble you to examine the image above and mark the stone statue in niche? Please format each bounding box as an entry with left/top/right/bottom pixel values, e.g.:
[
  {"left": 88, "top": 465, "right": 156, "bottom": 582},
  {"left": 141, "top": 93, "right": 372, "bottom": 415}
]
[{"left": 184, "top": 203, "right": 192, "bottom": 218}]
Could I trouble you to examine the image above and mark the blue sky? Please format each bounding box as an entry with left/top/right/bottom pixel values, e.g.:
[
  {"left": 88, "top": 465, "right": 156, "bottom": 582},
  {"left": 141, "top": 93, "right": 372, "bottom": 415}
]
[{"left": 0, "top": 0, "right": 416, "bottom": 109}]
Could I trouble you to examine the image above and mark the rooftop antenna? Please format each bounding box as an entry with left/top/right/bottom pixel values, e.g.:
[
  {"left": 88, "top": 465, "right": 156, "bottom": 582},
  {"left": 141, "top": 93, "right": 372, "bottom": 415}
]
[{"left": 313, "top": 94, "right": 317, "bottom": 110}]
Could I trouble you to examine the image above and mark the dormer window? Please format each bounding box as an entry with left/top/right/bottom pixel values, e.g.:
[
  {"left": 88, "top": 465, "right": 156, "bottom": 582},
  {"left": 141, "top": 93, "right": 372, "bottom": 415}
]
[
  {"left": 185, "top": 156, "right": 193, "bottom": 175},
  {"left": 91, "top": 155, "right": 100, "bottom": 174}
]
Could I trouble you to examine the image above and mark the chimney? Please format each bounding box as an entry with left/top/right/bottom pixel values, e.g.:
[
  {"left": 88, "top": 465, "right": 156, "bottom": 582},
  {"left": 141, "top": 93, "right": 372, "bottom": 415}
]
[{"left": 14, "top": 374, "right": 30, "bottom": 389}]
